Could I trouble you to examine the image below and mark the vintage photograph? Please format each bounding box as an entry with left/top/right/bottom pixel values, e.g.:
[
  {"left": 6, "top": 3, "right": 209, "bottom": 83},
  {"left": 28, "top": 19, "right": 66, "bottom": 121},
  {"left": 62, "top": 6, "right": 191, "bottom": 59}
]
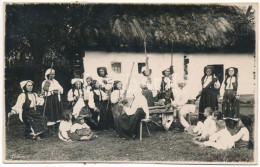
[{"left": 3, "top": 2, "right": 257, "bottom": 164}]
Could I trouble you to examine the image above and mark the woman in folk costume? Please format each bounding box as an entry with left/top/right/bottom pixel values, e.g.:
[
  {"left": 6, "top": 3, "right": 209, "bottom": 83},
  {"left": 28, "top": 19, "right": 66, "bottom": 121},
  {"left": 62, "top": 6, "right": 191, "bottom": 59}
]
[
  {"left": 219, "top": 67, "right": 240, "bottom": 120},
  {"left": 42, "top": 68, "right": 63, "bottom": 128},
  {"left": 67, "top": 78, "right": 90, "bottom": 119},
  {"left": 88, "top": 80, "right": 110, "bottom": 130},
  {"left": 116, "top": 88, "right": 150, "bottom": 140},
  {"left": 140, "top": 56, "right": 158, "bottom": 107},
  {"left": 96, "top": 67, "right": 114, "bottom": 130},
  {"left": 84, "top": 76, "right": 93, "bottom": 102},
  {"left": 110, "top": 80, "right": 124, "bottom": 129},
  {"left": 198, "top": 66, "right": 220, "bottom": 121},
  {"left": 12, "top": 80, "right": 48, "bottom": 140},
  {"left": 159, "top": 66, "right": 175, "bottom": 100}
]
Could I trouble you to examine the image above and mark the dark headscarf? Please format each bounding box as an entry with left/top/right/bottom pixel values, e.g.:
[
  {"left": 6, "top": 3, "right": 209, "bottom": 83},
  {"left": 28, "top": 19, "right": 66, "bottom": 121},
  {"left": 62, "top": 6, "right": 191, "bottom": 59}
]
[
  {"left": 203, "top": 65, "right": 215, "bottom": 75},
  {"left": 97, "top": 67, "right": 108, "bottom": 77},
  {"left": 225, "top": 67, "right": 238, "bottom": 77}
]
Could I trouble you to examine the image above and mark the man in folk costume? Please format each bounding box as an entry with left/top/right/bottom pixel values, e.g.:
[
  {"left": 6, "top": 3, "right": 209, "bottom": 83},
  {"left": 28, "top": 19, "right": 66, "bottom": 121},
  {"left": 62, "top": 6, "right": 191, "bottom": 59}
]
[
  {"left": 11, "top": 80, "right": 48, "bottom": 140},
  {"left": 170, "top": 79, "right": 196, "bottom": 131},
  {"left": 67, "top": 78, "right": 90, "bottom": 119},
  {"left": 42, "top": 68, "right": 63, "bottom": 130},
  {"left": 219, "top": 67, "right": 240, "bottom": 121},
  {"left": 199, "top": 66, "right": 220, "bottom": 121},
  {"left": 96, "top": 67, "right": 114, "bottom": 130}
]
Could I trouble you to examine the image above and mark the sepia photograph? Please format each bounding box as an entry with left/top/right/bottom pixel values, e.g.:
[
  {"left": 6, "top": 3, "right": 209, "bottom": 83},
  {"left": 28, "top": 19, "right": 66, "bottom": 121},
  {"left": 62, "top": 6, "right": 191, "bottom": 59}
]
[{"left": 3, "top": 1, "right": 258, "bottom": 164}]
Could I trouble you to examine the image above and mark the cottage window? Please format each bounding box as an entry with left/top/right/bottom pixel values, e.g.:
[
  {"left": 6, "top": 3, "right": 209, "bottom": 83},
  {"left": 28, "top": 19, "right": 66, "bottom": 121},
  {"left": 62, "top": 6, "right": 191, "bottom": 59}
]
[
  {"left": 111, "top": 62, "right": 121, "bottom": 73},
  {"left": 138, "top": 63, "right": 146, "bottom": 73}
]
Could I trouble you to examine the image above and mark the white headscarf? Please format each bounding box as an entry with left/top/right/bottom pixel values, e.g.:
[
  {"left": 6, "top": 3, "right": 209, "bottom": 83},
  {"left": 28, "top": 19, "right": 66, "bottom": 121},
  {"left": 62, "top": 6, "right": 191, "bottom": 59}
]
[
  {"left": 20, "top": 80, "right": 34, "bottom": 92},
  {"left": 71, "top": 78, "right": 83, "bottom": 85},
  {"left": 45, "top": 68, "right": 55, "bottom": 80}
]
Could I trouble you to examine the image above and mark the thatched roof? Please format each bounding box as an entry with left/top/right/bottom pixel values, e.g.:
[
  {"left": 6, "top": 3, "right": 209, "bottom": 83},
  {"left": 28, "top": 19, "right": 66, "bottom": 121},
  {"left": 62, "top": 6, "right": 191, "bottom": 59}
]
[{"left": 5, "top": 4, "right": 255, "bottom": 57}]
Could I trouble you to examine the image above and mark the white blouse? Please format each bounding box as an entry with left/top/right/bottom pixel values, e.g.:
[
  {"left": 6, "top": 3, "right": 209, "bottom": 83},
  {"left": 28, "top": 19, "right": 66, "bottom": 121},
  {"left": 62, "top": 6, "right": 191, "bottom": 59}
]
[
  {"left": 171, "top": 87, "right": 189, "bottom": 107},
  {"left": 12, "top": 93, "right": 44, "bottom": 114},
  {"left": 140, "top": 75, "right": 158, "bottom": 97},
  {"left": 84, "top": 86, "right": 92, "bottom": 101},
  {"left": 203, "top": 75, "right": 220, "bottom": 89},
  {"left": 67, "top": 89, "right": 84, "bottom": 102},
  {"left": 42, "top": 79, "right": 63, "bottom": 101},
  {"left": 88, "top": 90, "right": 108, "bottom": 109},
  {"left": 111, "top": 90, "right": 124, "bottom": 104},
  {"left": 97, "top": 76, "right": 113, "bottom": 91}
]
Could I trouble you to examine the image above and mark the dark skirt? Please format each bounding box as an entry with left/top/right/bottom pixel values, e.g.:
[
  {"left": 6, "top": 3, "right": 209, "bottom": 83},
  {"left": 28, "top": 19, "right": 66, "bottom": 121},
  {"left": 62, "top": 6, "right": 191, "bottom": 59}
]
[
  {"left": 199, "top": 88, "right": 218, "bottom": 121},
  {"left": 22, "top": 108, "right": 48, "bottom": 134},
  {"left": 222, "top": 90, "right": 240, "bottom": 119},
  {"left": 111, "top": 103, "right": 124, "bottom": 130},
  {"left": 44, "top": 94, "right": 62, "bottom": 123},
  {"left": 142, "top": 89, "right": 155, "bottom": 107},
  {"left": 98, "top": 100, "right": 114, "bottom": 130},
  {"left": 117, "top": 108, "right": 146, "bottom": 139}
]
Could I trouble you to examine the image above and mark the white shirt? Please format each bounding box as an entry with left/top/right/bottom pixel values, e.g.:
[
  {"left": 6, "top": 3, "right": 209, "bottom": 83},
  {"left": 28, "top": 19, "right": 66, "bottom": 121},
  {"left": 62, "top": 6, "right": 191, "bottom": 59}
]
[
  {"left": 97, "top": 76, "right": 113, "bottom": 91},
  {"left": 42, "top": 79, "right": 63, "bottom": 101},
  {"left": 232, "top": 127, "right": 249, "bottom": 142},
  {"left": 163, "top": 77, "right": 174, "bottom": 91},
  {"left": 201, "top": 116, "right": 217, "bottom": 138},
  {"left": 70, "top": 123, "right": 90, "bottom": 133},
  {"left": 88, "top": 90, "right": 108, "bottom": 109},
  {"left": 12, "top": 93, "right": 44, "bottom": 114},
  {"left": 208, "top": 128, "right": 234, "bottom": 150},
  {"left": 123, "top": 94, "right": 149, "bottom": 117},
  {"left": 171, "top": 87, "right": 189, "bottom": 107},
  {"left": 84, "top": 86, "right": 92, "bottom": 101},
  {"left": 140, "top": 75, "right": 158, "bottom": 97},
  {"left": 58, "top": 120, "right": 73, "bottom": 141}
]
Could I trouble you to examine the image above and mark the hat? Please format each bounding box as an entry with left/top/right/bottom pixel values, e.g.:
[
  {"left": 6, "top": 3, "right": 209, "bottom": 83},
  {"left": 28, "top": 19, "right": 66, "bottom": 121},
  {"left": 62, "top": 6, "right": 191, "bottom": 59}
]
[
  {"left": 20, "top": 80, "right": 34, "bottom": 92},
  {"left": 45, "top": 68, "right": 55, "bottom": 79},
  {"left": 71, "top": 78, "right": 83, "bottom": 85}
]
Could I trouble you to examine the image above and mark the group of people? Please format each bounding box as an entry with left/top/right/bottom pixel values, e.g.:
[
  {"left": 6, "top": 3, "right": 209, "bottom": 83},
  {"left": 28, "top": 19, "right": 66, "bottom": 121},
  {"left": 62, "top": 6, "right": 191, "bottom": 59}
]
[{"left": 9, "top": 57, "right": 254, "bottom": 150}]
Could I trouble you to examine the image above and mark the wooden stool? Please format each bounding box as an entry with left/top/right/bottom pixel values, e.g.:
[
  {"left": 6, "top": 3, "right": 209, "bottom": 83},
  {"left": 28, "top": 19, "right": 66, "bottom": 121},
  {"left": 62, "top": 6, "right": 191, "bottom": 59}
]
[{"left": 140, "top": 119, "right": 151, "bottom": 140}]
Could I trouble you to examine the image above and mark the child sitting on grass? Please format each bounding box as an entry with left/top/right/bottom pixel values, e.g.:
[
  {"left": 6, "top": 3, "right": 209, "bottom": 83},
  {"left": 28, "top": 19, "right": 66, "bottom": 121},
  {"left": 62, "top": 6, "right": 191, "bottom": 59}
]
[
  {"left": 58, "top": 110, "right": 98, "bottom": 142},
  {"left": 233, "top": 115, "right": 253, "bottom": 149},
  {"left": 198, "top": 120, "right": 234, "bottom": 150},
  {"left": 192, "top": 107, "right": 216, "bottom": 140}
]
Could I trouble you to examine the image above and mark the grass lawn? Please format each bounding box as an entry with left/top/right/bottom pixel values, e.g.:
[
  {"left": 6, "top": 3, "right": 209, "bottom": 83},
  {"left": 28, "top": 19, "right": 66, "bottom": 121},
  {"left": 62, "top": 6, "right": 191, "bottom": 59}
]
[{"left": 4, "top": 104, "right": 255, "bottom": 163}]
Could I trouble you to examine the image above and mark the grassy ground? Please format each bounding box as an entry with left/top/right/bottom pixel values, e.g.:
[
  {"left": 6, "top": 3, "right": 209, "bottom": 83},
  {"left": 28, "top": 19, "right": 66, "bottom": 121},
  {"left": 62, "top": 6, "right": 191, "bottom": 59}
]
[{"left": 5, "top": 104, "right": 255, "bottom": 163}]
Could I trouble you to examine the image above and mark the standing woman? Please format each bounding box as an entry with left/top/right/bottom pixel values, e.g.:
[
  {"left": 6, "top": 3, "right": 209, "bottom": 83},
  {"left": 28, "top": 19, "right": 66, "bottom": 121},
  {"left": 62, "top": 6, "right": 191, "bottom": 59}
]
[
  {"left": 97, "top": 67, "right": 114, "bottom": 130},
  {"left": 88, "top": 80, "right": 108, "bottom": 130},
  {"left": 220, "top": 67, "right": 240, "bottom": 120},
  {"left": 110, "top": 80, "right": 124, "bottom": 129},
  {"left": 42, "top": 68, "right": 63, "bottom": 131},
  {"left": 199, "top": 66, "right": 220, "bottom": 121},
  {"left": 159, "top": 66, "right": 174, "bottom": 100},
  {"left": 12, "top": 80, "right": 48, "bottom": 140}
]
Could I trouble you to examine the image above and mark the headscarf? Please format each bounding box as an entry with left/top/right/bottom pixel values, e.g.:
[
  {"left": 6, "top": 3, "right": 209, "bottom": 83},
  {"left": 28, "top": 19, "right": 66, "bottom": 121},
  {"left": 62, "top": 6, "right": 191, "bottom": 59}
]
[
  {"left": 20, "top": 80, "right": 34, "bottom": 92},
  {"left": 71, "top": 78, "right": 83, "bottom": 85},
  {"left": 45, "top": 68, "right": 55, "bottom": 80},
  {"left": 225, "top": 67, "right": 238, "bottom": 77},
  {"left": 97, "top": 67, "right": 108, "bottom": 77},
  {"left": 113, "top": 80, "right": 122, "bottom": 90},
  {"left": 203, "top": 65, "right": 215, "bottom": 75}
]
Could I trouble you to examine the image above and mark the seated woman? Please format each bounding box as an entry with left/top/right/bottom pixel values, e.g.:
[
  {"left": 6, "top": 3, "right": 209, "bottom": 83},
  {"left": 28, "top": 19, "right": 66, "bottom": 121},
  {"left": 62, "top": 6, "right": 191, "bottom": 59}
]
[
  {"left": 233, "top": 115, "right": 253, "bottom": 149},
  {"left": 116, "top": 90, "right": 149, "bottom": 140},
  {"left": 58, "top": 110, "right": 97, "bottom": 142},
  {"left": 11, "top": 80, "right": 48, "bottom": 140},
  {"left": 67, "top": 78, "right": 90, "bottom": 119}
]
